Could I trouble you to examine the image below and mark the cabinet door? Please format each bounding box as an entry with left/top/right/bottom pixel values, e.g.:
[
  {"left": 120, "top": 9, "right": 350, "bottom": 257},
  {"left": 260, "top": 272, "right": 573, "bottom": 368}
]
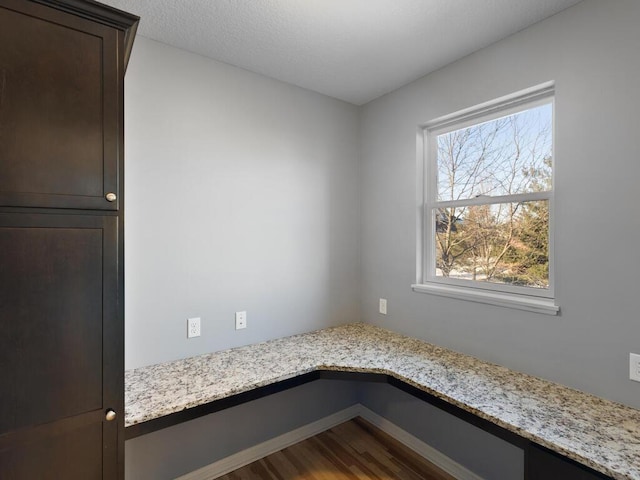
[
  {"left": 0, "top": 213, "right": 122, "bottom": 479},
  {"left": 0, "top": 0, "right": 121, "bottom": 210}
]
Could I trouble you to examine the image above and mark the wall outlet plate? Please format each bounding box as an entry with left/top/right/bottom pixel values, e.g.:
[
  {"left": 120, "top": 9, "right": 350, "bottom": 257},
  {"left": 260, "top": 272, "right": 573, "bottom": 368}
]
[
  {"left": 379, "top": 298, "right": 387, "bottom": 315},
  {"left": 235, "top": 311, "right": 247, "bottom": 330},
  {"left": 630, "top": 353, "right": 640, "bottom": 382},
  {"left": 187, "top": 317, "right": 201, "bottom": 338}
]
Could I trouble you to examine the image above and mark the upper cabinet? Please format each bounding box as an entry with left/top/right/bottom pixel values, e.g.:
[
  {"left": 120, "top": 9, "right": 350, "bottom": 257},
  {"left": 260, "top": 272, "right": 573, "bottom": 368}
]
[{"left": 0, "top": 0, "right": 137, "bottom": 211}]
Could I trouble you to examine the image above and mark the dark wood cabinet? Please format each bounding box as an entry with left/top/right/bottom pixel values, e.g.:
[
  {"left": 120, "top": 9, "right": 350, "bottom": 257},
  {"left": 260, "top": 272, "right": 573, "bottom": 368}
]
[
  {"left": 0, "top": 1, "right": 137, "bottom": 478},
  {"left": 0, "top": 213, "right": 119, "bottom": 479},
  {"left": 0, "top": 0, "right": 136, "bottom": 211}
]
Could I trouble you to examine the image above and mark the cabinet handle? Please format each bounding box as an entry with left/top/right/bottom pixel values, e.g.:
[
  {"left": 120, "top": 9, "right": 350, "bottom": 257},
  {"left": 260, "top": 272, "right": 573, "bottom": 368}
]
[
  {"left": 105, "top": 192, "right": 117, "bottom": 202},
  {"left": 105, "top": 409, "right": 117, "bottom": 421}
]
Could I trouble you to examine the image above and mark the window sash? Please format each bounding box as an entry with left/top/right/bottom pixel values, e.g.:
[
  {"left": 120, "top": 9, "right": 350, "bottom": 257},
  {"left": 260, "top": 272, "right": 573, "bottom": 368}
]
[
  {"left": 425, "top": 98, "right": 555, "bottom": 205},
  {"left": 424, "top": 199, "right": 554, "bottom": 299}
]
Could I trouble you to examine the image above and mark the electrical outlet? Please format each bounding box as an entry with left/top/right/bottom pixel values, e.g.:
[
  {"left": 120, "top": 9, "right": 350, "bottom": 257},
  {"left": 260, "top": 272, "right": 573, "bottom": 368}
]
[
  {"left": 379, "top": 298, "right": 387, "bottom": 315},
  {"left": 630, "top": 353, "right": 640, "bottom": 382},
  {"left": 187, "top": 317, "right": 201, "bottom": 338},
  {"left": 235, "top": 311, "right": 247, "bottom": 330}
]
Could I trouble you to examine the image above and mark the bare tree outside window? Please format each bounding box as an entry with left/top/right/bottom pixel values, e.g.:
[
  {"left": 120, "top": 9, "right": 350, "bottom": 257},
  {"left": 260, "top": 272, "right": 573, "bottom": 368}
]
[{"left": 431, "top": 102, "right": 553, "bottom": 290}]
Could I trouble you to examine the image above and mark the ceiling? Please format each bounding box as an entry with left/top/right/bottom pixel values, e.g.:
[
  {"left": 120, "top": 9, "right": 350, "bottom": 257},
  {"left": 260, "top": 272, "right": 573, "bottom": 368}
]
[{"left": 102, "top": 0, "right": 583, "bottom": 105}]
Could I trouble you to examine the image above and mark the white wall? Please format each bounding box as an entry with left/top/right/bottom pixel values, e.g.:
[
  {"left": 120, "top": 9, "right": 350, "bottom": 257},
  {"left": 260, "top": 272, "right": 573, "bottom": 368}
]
[
  {"left": 125, "top": 37, "right": 361, "bottom": 369},
  {"left": 360, "top": 0, "right": 640, "bottom": 409}
]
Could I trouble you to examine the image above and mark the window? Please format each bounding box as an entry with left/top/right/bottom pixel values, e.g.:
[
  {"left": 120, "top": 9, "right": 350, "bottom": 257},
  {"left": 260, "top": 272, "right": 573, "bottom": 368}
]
[{"left": 413, "top": 84, "right": 558, "bottom": 314}]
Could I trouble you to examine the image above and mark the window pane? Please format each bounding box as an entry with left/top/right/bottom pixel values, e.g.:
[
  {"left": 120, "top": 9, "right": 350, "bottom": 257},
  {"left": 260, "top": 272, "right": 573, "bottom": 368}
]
[
  {"left": 434, "top": 201, "right": 549, "bottom": 288},
  {"left": 436, "top": 103, "right": 552, "bottom": 201}
]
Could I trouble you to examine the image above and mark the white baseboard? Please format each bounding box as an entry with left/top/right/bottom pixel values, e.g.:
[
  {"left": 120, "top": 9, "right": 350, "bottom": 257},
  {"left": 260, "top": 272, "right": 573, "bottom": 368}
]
[
  {"left": 358, "top": 406, "right": 485, "bottom": 480},
  {"left": 174, "top": 403, "right": 484, "bottom": 480},
  {"left": 174, "top": 404, "right": 361, "bottom": 480}
]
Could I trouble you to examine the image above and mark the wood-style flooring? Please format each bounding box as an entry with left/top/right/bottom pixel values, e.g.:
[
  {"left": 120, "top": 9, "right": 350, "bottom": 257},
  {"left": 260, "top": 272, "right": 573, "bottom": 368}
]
[{"left": 217, "top": 417, "right": 456, "bottom": 480}]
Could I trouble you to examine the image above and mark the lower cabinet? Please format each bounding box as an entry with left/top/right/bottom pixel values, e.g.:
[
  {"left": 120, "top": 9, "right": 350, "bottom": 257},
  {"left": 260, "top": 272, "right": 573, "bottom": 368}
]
[{"left": 0, "top": 213, "right": 122, "bottom": 479}]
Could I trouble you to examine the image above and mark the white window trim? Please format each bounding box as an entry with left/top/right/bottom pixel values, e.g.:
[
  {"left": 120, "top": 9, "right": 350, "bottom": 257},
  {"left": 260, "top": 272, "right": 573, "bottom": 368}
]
[
  {"left": 411, "top": 282, "right": 559, "bottom": 315},
  {"left": 414, "top": 82, "right": 559, "bottom": 315}
]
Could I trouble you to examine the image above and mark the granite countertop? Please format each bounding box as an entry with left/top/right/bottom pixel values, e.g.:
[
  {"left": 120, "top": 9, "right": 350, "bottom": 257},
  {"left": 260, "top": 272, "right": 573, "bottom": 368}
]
[{"left": 125, "top": 323, "right": 640, "bottom": 480}]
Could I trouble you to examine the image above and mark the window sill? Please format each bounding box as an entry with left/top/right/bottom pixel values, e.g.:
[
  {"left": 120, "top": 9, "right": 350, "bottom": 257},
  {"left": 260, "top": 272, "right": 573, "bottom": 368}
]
[{"left": 411, "top": 283, "right": 559, "bottom": 315}]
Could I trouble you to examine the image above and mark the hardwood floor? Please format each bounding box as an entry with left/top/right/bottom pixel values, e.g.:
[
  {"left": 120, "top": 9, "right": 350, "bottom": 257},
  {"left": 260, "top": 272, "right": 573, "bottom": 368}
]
[{"left": 217, "top": 417, "right": 456, "bottom": 480}]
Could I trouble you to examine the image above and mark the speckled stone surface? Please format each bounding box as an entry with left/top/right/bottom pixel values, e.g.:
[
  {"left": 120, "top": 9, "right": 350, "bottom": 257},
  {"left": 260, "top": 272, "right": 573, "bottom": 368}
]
[{"left": 125, "top": 323, "right": 640, "bottom": 480}]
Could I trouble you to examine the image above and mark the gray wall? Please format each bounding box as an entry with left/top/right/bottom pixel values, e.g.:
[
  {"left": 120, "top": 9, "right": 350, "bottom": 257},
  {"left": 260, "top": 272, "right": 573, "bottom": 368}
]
[
  {"left": 124, "top": 37, "right": 362, "bottom": 478},
  {"left": 360, "top": 0, "right": 640, "bottom": 409},
  {"left": 125, "top": 380, "right": 359, "bottom": 480},
  {"left": 125, "top": 37, "right": 361, "bottom": 369}
]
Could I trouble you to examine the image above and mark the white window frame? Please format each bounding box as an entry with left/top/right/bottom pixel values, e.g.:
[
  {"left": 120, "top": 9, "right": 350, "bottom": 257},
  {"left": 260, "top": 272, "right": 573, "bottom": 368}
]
[{"left": 412, "top": 83, "right": 559, "bottom": 315}]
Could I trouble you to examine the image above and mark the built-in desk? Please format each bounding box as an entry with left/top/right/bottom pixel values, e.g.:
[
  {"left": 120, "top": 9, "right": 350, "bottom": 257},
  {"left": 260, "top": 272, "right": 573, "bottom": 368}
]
[{"left": 125, "top": 323, "right": 640, "bottom": 480}]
